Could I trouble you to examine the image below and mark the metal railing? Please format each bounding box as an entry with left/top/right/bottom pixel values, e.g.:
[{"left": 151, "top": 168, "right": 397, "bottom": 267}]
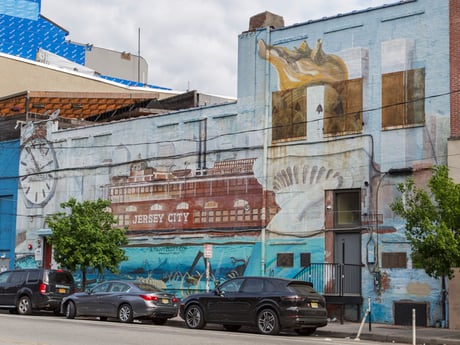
[{"left": 294, "top": 263, "right": 362, "bottom": 296}]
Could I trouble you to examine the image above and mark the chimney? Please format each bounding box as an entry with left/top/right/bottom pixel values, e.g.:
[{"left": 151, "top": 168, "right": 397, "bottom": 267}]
[{"left": 248, "top": 11, "right": 284, "bottom": 31}]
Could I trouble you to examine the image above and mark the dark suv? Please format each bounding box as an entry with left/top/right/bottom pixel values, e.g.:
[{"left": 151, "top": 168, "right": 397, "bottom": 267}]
[
  {"left": 180, "top": 276, "right": 327, "bottom": 335},
  {"left": 0, "top": 268, "right": 75, "bottom": 315}
]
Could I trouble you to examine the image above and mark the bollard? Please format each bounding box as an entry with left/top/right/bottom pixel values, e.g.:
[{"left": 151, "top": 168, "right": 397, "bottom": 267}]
[{"left": 412, "top": 308, "right": 416, "bottom": 345}]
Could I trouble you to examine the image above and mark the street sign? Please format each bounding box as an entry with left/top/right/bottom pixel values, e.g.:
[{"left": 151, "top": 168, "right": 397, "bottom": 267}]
[{"left": 204, "top": 244, "right": 213, "bottom": 258}]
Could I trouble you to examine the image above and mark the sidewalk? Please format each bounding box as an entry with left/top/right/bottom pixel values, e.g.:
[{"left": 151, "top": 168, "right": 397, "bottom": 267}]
[{"left": 315, "top": 320, "right": 460, "bottom": 345}]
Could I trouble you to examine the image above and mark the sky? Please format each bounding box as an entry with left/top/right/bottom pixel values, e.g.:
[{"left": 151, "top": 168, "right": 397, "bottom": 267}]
[{"left": 41, "top": 0, "right": 392, "bottom": 98}]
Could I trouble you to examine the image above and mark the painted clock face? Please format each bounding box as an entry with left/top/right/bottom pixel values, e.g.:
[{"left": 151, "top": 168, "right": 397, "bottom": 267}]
[{"left": 19, "top": 137, "right": 58, "bottom": 206}]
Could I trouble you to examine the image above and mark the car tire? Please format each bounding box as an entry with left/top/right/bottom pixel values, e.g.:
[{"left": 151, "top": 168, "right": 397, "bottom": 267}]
[
  {"left": 118, "top": 303, "right": 134, "bottom": 323},
  {"left": 152, "top": 318, "right": 167, "bottom": 325},
  {"left": 184, "top": 304, "right": 206, "bottom": 329},
  {"left": 17, "top": 295, "right": 32, "bottom": 315},
  {"left": 65, "top": 301, "right": 76, "bottom": 319},
  {"left": 223, "top": 324, "right": 241, "bottom": 331},
  {"left": 295, "top": 327, "right": 316, "bottom": 336},
  {"left": 256, "top": 309, "right": 280, "bottom": 335}
]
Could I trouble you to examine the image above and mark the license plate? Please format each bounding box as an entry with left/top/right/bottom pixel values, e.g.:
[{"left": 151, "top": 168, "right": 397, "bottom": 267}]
[
  {"left": 58, "top": 288, "right": 67, "bottom": 294},
  {"left": 161, "top": 298, "right": 169, "bottom": 304},
  {"left": 311, "top": 302, "right": 318, "bottom": 308}
]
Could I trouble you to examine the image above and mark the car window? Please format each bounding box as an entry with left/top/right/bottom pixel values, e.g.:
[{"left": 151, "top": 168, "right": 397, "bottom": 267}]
[
  {"left": 219, "top": 278, "right": 243, "bottom": 293},
  {"left": 27, "top": 270, "right": 40, "bottom": 283},
  {"left": 241, "top": 278, "right": 263, "bottom": 293},
  {"left": 52, "top": 271, "right": 74, "bottom": 285},
  {"left": 0, "top": 272, "right": 10, "bottom": 284},
  {"left": 287, "top": 282, "right": 317, "bottom": 295},
  {"left": 110, "top": 283, "right": 130, "bottom": 292},
  {"left": 9, "top": 272, "right": 27, "bottom": 284},
  {"left": 263, "top": 279, "right": 278, "bottom": 292},
  {"left": 91, "top": 282, "right": 111, "bottom": 293}
]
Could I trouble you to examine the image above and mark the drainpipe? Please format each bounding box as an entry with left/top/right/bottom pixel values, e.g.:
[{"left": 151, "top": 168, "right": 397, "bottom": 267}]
[
  {"left": 25, "top": 90, "right": 30, "bottom": 123},
  {"left": 261, "top": 26, "right": 271, "bottom": 276}
]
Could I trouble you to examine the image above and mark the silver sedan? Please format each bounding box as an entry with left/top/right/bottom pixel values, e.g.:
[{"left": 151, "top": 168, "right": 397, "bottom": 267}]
[{"left": 61, "top": 280, "right": 179, "bottom": 324}]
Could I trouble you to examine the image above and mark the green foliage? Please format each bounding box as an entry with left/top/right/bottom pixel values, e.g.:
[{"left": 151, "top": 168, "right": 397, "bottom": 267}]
[
  {"left": 46, "top": 198, "right": 128, "bottom": 289},
  {"left": 390, "top": 165, "right": 460, "bottom": 279}
]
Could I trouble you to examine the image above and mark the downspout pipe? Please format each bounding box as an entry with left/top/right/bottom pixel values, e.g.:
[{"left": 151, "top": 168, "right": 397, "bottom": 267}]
[{"left": 261, "top": 26, "right": 271, "bottom": 276}]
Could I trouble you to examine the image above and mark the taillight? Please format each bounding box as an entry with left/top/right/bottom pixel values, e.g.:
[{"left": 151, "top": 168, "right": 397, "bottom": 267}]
[
  {"left": 39, "top": 283, "right": 47, "bottom": 294},
  {"left": 172, "top": 297, "right": 179, "bottom": 303},
  {"left": 140, "top": 294, "right": 159, "bottom": 301},
  {"left": 281, "top": 295, "right": 301, "bottom": 302}
]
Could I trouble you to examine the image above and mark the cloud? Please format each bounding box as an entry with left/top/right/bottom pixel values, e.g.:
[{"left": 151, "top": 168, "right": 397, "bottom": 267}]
[{"left": 41, "top": 0, "right": 390, "bottom": 97}]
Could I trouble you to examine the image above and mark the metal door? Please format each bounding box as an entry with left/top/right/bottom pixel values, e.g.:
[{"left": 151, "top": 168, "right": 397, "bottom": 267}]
[{"left": 334, "top": 232, "right": 361, "bottom": 295}]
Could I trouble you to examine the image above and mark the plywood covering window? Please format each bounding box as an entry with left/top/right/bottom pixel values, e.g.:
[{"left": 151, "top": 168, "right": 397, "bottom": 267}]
[
  {"left": 272, "top": 86, "right": 306, "bottom": 142},
  {"left": 277, "top": 253, "right": 294, "bottom": 267},
  {"left": 381, "top": 68, "right": 425, "bottom": 129},
  {"left": 382, "top": 252, "right": 407, "bottom": 268},
  {"left": 324, "top": 78, "right": 363, "bottom": 135}
]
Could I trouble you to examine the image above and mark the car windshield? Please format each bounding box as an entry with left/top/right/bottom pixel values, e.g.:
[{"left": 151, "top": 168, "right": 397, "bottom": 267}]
[
  {"left": 287, "top": 282, "right": 317, "bottom": 295},
  {"left": 133, "top": 282, "right": 162, "bottom": 292},
  {"left": 51, "top": 271, "right": 73, "bottom": 285}
]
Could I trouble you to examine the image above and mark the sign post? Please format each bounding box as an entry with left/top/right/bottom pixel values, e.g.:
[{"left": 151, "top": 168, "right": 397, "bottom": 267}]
[{"left": 204, "top": 244, "right": 213, "bottom": 292}]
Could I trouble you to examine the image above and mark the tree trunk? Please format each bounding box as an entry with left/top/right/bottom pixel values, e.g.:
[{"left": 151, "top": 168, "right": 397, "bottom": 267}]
[
  {"left": 82, "top": 268, "right": 87, "bottom": 291},
  {"left": 442, "top": 274, "right": 447, "bottom": 325}
]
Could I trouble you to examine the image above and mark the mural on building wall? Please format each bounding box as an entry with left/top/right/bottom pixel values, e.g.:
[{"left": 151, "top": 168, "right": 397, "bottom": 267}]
[
  {"left": 109, "top": 158, "right": 279, "bottom": 233},
  {"left": 254, "top": 38, "right": 363, "bottom": 235},
  {"left": 258, "top": 38, "right": 363, "bottom": 138}
]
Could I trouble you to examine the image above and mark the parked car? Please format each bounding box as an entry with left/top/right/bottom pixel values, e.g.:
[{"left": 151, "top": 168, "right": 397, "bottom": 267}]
[
  {"left": 0, "top": 268, "right": 75, "bottom": 315},
  {"left": 180, "top": 276, "right": 327, "bottom": 335},
  {"left": 61, "top": 280, "right": 179, "bottom": 324}
]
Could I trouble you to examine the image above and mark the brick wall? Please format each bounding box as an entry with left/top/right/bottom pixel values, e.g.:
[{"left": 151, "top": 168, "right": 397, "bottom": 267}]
[{"left": 450, "top": 0, "right": 460, "bottom": 137}]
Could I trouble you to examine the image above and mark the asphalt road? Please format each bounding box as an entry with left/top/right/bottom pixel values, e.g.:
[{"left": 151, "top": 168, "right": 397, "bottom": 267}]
[{"left": 0, "top": 311, "right": 407, "bottom": 345}]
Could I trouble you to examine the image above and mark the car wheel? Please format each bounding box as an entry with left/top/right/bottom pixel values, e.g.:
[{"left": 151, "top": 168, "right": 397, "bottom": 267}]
[
  {"left": 65, "top": 301, "right": 76, "bottom": 319},
  {"left": 223, "top": 324, "right": 241, "bottom": 331},
  {"left": 152, "top": 317, "right": 167, "bottom": 325},
  {"left": 17, "top": 296, "right": 32, "bottom": 315},
  {"left": 184, "top": 304, "right": 206, "bottom": 329},
  {"left": 256, "top": 309, "right": 280, "bottom": 335},
  {"left": 295, "top": 327, "right": 316, "bottom": 336},
  {"left": 118, "top": 303, "right": 134, "bottom": 323}
]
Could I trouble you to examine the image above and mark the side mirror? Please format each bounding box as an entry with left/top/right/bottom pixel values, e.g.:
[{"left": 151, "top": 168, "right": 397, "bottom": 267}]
[{"left": 214, "top": 286, "right": 225, "bottom": 297}]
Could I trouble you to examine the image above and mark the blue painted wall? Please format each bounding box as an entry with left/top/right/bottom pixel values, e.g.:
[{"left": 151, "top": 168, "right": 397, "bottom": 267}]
[{"left": 0, "top": 139, "right": 19, "bottom": 269}]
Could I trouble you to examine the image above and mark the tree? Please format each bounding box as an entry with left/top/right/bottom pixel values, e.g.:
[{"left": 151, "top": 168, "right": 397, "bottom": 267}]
[
  {"left": 46, "top": 198, "right": 128, "bottom": 290},
  {"left": 390, "top": 165, "right": 460, "bottom": 323}
]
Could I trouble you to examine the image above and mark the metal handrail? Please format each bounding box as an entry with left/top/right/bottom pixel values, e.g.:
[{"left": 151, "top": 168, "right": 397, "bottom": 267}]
[{"left": 293, "top": 263, "right": 362, "bottom": 296}]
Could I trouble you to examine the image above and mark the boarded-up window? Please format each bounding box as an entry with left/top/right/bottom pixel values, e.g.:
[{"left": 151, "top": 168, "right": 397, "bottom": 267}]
[
  {"left": 272, "top": 87, "right": 306, "bottom": 142},
  {"left": 382, "top": 252, "right": 407, "bottom": 268},
  {"left": 277, "top": 253, "right": 294, "bottom": 267},
  {"left": 324, "top": 78, "right": 363, "bottom": 135},
  {"left": 300, "top": 253, "right": 311, "bottom": 267},
  {"left": 382, "top": 68, "right": 425, "bottom": 129}
]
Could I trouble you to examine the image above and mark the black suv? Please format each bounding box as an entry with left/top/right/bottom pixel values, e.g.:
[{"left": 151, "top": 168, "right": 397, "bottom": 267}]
[
  {"left": 180, "top": 276, "right": 327, "bottom": 335},
  {"left": 0, "top": 268, "right": 75, "bottom": 315}
]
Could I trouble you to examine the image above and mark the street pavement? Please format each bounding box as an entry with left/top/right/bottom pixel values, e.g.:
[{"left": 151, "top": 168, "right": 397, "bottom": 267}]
[
  {"left": 315, "top": 320, "right": 460, "bottom": 345},
  {"left": 170, "top": 317, "right": 460, "bottom": 345}
]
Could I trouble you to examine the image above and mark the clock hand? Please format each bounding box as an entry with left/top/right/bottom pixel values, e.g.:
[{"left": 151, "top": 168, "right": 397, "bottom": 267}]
[
  {"left": 26, "top": 146, "right": 40, "bottom": 171},
  {"left": 39, "top": 160, "right": 54, "bottom": 171}
]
